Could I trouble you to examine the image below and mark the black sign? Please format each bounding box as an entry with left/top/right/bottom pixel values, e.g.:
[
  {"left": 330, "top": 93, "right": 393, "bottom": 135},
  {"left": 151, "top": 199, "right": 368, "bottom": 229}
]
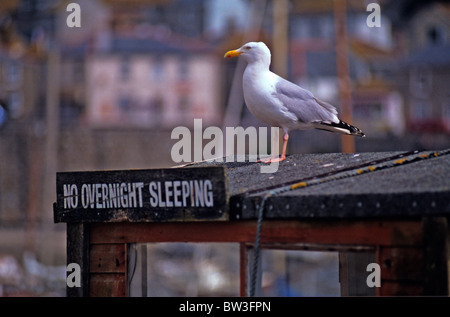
[{"left": 54, "top": 166, "right": 228, "bottom": 223}]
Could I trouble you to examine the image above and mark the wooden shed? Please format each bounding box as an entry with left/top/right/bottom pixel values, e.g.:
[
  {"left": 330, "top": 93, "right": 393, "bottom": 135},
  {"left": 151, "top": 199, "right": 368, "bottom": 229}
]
[{"left": 54, "top": 149, "right": 450, "bottom": 296}]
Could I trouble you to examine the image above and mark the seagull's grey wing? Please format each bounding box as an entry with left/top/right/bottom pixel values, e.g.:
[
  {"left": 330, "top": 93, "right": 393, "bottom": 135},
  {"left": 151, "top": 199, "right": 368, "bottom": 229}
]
[{"left": 273, "top": 77, "right": 338, "bottom": 124}]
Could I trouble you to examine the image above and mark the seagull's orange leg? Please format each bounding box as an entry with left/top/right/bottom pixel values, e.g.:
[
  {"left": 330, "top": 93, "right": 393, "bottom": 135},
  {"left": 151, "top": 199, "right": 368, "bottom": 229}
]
[{"left": 259, "top": 132, "right": 288, "bottom": 163}]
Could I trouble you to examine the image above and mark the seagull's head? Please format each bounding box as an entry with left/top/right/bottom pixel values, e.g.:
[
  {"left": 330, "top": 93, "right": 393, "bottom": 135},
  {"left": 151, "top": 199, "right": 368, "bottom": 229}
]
[{"left": 224, "top": 42, "right": 271, "bottom": 66}]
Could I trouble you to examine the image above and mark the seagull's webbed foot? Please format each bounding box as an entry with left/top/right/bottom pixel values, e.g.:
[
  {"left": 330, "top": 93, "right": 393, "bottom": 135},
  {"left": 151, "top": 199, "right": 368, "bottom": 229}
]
[{"left": 257, "top": 155, "right": 286, "bottom": 163}]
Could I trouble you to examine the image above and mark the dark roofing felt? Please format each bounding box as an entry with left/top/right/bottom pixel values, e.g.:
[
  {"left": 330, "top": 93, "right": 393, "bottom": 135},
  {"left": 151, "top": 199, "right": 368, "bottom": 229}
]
[{"left": 194, "top": 149, "right": 450, "bottom": 220}]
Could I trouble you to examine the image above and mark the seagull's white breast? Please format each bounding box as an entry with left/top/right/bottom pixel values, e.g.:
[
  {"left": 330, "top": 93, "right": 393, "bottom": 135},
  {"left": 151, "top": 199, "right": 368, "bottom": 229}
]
[{"left": 242, "top": 66, "right": 297, "bottom": 128}]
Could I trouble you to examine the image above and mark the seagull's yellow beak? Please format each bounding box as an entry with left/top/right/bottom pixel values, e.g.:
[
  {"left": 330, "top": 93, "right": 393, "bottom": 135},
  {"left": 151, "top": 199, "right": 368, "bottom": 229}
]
[{"left": 224, "top": 49, "right": 242, "bottom": 58}]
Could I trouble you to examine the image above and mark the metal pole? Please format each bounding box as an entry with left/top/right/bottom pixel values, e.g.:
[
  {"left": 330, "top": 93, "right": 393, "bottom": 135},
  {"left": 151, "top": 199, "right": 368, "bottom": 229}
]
[
  {"left": 333, "top": 0, "right": 355, "bottom": 153},
  {"left": 141, "top": 244, "right": 148, "bottom": 297},
  {"left": 273, "top": 0, "right": 289, "bottom": 78},
  {"left": 39, "top": 49, "right": 60, "bottom": 263},
  {"left": 272, "top": 0, "right": 290, "bottom": 284},
  {"left": 273, "top": 0, "right": 290, "bottom": 156}
]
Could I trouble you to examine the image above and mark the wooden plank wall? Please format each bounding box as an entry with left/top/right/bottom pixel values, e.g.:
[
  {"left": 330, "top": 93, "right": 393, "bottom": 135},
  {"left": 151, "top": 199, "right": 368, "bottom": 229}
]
[
  {"left": 376, "top": 221, "right": 424, "bottom": 296},
  {"left": 89, "top": 243, "right": 127, "bottom": 296},
  {"left": 83, "top": 219, "right": 448, "bottom": 297}
]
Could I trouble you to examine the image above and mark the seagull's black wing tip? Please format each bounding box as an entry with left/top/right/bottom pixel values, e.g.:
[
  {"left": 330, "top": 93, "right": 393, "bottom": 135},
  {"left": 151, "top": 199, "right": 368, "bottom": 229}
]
[{"left": 316, "top": 120, "right": 366, "bottom": 137}]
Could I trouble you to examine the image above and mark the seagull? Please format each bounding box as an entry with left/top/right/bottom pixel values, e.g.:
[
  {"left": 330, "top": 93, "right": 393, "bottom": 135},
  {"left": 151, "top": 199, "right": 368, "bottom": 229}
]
[{"left": 224, "top": 41, "right": 365, "bottom": 163}]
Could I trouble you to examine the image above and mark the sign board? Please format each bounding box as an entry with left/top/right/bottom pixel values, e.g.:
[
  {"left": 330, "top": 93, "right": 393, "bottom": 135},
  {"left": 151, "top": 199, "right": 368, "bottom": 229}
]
[{"left": 54, "top": 166, "right": 228, "bottom": 223}]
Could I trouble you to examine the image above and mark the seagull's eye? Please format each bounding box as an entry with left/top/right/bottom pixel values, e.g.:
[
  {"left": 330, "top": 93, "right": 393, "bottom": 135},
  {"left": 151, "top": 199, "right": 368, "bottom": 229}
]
[{"left": 244, "top": 46, "right": 251, "bottom": 50}]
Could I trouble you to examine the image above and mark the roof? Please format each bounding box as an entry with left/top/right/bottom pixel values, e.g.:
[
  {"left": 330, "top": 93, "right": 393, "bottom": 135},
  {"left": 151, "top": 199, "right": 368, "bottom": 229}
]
[
  {"left": 61, "top": 27, "right": 215, "bottom": 56},
  {"left": 110, "top": 34, "right": 213, "bottom": 55},
  {"left": 400, "top": 44, "right": 450, "bottom": 68},
  {"left": 305, "top": 50, "right": 359, "bottom": 78},
  {"left": 53, "top": 149, "right": 450, "bottom": 223},
  {"left": 194, "top": 149, "right": 450, "bottom": 220},
  {"left": 291, "top": 0, "right": 367, "bottom": 14},
  {"left": 349, "top": 39, "right": 394, "bottom": 60}
]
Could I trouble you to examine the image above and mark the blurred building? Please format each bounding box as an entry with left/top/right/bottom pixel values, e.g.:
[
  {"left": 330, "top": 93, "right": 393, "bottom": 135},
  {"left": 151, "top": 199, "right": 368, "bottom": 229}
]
[
  {"left": 0, "top": 0, "right": 449, "bottom": 296},
  {"left": 109, "top": 0, "right": 206, "bottom": 38},
  {"left": 84, "top": 35, "right": 221, "bottom": 128},
  {"left": 55, "top": 0, "right": 221, "bottom": 128},
  {"left": 393, "top": 2, "right": 450, "bottom": 134},
  {"left": 289, "top": 0, "right": 402, "bottom": 137},
  {"left": 0, "top": 0, "right": 220, "bottom": 295}
]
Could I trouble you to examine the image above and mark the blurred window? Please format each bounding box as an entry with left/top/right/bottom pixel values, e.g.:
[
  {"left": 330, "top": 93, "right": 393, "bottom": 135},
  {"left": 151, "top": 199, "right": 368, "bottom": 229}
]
[
  {"left": 178, "top": 57, "right": 189, "bottom": 81},
  {"left": 6, "top": 91, "right": 23, "bottom": 119},
  {"left": 309, "top": 17, "right": 321, "bottom": 38},
  {"left": 118, "top": 95, "right": 132, "bottom": 112},
  {"left": 4, "top": 61, "right": 22, "bottom": 84},
  {"left": 409, "top": 66, "right": 432, "bottom": 99},
  {"left": 120, "top": 57, "right": 131, "bottom": 81},
  {"left": 411, "top": 99, "right": 430, "bottom": 119},
  {"left": 443, "top": 94, "right": 450, "bottom": 118},
  {"left": 427, "top": 26, "right": 445, "bottom": 46},
  {"left": 178, "top": 95, "right": 190, "bottom": 118},
  {"left": 151, "top": 57, "right": 164, "bottom": 82},
  {"left": 0, "top": 100, "right": 7, "bottom": 127},
  {"left": 73, "top": 60, "right": 84, "bottom": 82}
]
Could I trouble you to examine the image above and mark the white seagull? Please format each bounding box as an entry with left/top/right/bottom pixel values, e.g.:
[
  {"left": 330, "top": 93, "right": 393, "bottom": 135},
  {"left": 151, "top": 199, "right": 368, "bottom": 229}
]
[{"left": 224, "top": 41, "right": 365, "bottom": 163}]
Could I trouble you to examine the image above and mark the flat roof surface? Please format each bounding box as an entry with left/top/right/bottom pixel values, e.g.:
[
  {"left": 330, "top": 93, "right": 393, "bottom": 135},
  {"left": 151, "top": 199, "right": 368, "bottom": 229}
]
[{"left": 194, "top": 149, "right": 450, "bottom": 220}]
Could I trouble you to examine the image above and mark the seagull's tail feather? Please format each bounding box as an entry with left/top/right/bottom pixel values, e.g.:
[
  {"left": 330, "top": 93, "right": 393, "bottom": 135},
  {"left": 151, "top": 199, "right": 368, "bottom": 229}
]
[{"left": 314, "top": 120, "right": 366, "bottom": 137}]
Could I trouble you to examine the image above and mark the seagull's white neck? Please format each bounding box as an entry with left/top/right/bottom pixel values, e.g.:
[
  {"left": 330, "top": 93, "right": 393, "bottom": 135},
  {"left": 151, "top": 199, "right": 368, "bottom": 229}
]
[
  {"left": 244, "top": 58, "right": 271, "bottom": 81},
  {"left": 246, "top": 54, "right": 271, "bottom": 70}
]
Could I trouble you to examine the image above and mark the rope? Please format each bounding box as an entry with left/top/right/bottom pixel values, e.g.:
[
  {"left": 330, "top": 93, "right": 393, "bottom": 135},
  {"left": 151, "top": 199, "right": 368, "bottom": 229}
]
[
  {"left": 249, "top": 192, "right": 269, "bottom": 297},
  {"left": 249, "top": 149, "right": 450, "bottom": 198}
]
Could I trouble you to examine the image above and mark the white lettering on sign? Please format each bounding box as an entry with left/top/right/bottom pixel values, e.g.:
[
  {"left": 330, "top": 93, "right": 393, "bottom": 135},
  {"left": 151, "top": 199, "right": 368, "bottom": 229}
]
[
  {"left": 63, "top": 184, "right": 78, "bottom": 208},
  {"left": 62, "top": 180, "right": 214, "bottom": 209},
  {"left": 149, "top": 180, "right": 214, "bottom": 208},
  {"left": 63, "top": 182, "right": 144, "bottom": 209}
]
